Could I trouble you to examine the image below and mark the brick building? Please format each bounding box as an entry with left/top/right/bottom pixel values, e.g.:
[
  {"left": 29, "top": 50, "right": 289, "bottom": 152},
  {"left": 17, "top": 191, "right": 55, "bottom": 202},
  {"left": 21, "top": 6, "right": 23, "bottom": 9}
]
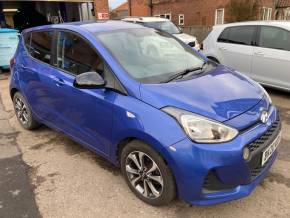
[
  {"left": 129, "top": 0, "right": 275, "bottom": 27},
  {"left": 276, "top": 0, "right": 290, "bottom": 20},
  {"left": 111, "top": 2, "right": 129, "bottom": 19}
]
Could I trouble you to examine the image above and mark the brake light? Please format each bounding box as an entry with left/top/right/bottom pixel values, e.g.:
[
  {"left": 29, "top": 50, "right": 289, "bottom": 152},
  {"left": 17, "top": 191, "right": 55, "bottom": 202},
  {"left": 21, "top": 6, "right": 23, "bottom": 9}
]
[{"left": 10, "top": 58, "right": 16, "bottom": 70}]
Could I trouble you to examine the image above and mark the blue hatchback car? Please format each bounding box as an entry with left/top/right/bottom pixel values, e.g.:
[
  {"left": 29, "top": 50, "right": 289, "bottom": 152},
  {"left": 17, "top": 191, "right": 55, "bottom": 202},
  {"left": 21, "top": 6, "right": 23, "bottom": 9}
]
[{"left": 10, "top": 21, "right": 281, "bottom": 206}]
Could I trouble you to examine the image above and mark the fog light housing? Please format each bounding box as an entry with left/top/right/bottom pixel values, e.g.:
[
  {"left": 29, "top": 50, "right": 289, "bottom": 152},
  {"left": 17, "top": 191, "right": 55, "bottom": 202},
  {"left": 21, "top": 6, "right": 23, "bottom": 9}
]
[{"left": 243, "top": 147, "right": 250, "bottom": 160}]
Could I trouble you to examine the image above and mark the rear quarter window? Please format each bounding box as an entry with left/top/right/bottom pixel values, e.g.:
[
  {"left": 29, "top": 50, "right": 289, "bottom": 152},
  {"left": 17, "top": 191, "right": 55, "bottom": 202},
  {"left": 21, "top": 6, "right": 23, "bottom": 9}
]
[
  {"left": 23, "top": 33, "right": 30, "bottom": 47},
  {"left": 25, "top": 31, "right": 53, "bottom": 65}
]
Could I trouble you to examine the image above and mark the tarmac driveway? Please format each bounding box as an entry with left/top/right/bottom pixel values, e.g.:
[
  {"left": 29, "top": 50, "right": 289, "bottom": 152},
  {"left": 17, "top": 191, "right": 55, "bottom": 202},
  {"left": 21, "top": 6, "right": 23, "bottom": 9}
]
[{"left": 0, "top": 74, "right": 290, "bottom": 218}]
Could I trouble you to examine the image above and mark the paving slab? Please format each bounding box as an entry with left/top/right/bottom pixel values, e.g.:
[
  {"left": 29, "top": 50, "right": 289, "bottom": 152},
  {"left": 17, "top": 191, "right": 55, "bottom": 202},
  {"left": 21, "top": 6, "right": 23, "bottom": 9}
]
[{"left": 0, "top": 87, "right": 41, "bottom": 218}]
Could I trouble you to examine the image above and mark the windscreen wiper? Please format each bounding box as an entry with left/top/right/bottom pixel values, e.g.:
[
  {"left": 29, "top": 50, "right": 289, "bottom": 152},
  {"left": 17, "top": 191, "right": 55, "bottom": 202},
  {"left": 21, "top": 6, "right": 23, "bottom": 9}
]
[{"left": 164, "top": 62, "right": 207, "bottom": 83}]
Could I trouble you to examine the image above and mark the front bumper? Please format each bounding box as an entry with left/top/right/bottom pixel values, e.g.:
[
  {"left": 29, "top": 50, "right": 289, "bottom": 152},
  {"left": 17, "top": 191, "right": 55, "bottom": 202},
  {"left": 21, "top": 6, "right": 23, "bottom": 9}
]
[{"left": 167, "top": 105, "right": 281, "bottom": 206}]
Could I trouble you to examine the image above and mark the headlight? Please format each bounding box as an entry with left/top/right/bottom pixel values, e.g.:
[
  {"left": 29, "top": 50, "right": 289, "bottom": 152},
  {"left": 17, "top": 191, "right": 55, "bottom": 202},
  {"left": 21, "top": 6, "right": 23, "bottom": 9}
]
[
  {"left": 257, "top": 83, "right": 272, "bottom": 105},
  {"left": 162, "top": 107, "right": 238, "bottom": 143}
]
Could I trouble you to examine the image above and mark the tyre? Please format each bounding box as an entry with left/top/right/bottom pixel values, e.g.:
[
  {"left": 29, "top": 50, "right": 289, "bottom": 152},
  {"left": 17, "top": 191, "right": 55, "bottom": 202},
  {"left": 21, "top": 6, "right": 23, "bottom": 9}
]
[
  {"left": 13, "top": 92, "right": 40, "bottom": 130},
  {"left": 121, "top": 140, "right": 176, "bottom": 206}
]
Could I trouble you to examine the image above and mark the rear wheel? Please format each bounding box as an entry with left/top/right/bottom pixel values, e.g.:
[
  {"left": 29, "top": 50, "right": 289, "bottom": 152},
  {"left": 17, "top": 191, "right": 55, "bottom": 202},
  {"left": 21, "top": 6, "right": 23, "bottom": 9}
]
[
  {"left": 13, "top": 92, "right": 40, "bottom": 130},
  {"left": 121, "top": 140, "right": 176, "bottom": 206}
]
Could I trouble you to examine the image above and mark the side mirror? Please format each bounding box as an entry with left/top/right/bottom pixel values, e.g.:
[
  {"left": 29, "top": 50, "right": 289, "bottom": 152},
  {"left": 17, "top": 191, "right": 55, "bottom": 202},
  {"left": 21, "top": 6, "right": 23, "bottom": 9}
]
[{"left": 73, "top": 72, "right": 106, "bottom": 89}]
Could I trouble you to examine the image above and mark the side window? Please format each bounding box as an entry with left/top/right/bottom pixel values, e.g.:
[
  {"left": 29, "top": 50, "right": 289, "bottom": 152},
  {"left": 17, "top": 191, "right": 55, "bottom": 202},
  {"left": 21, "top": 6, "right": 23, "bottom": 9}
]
[
  {"left": 56, "top": 31, "right": 104, "bottom": 76},
  {"left": 258, "top": 26, "right": 290, "bottom": 51},
  {"left": 227, "top": 26, "right": 256, "bottom": 45},
  {"left": 30, "top": 31, "right": 53, "bottom": 64},
  {"left": 217, "top": 28, "right": 229, "bottom": 43}
]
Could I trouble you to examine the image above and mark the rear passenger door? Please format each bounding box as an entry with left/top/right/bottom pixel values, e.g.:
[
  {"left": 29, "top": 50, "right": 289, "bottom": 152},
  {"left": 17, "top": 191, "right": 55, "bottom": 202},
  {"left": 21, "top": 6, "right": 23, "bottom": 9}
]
[
  {"left": 251, "top": 26, "right": 290, "bottom": 90},
  {"left": 20, "top": 30, "right": 56, "bottom": 121},
  {"left": 216, "top": 25, "right": 257, "bottom": 77}
]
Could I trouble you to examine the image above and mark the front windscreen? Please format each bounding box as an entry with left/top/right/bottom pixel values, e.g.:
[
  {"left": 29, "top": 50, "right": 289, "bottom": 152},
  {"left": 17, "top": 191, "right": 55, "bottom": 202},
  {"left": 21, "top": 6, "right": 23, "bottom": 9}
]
[
  {"left": 96, "top": 28, "right": 204, "bottom": 83},
  {"left": 142, "top": 21, "right": 181, "bottom": 34}
]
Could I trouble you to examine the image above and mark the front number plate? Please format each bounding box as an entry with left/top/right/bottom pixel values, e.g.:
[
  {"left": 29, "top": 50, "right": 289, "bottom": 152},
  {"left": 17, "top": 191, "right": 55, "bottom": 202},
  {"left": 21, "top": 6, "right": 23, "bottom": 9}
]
[{"left": 261, "top": 132, "right": 282, "bottom": 166}]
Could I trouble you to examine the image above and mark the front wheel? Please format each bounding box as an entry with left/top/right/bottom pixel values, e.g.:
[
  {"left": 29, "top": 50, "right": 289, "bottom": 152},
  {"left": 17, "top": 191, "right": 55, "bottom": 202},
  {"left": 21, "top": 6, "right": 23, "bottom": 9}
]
[{"left": 121, "top": 140, "right": 176, "bottom": 206}]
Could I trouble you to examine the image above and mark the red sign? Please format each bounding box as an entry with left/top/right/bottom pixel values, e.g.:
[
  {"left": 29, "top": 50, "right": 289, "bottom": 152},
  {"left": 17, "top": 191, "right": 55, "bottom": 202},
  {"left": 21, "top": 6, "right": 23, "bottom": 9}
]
[{"left": 98, "top": 12, "right": 109, "bottom": 20}]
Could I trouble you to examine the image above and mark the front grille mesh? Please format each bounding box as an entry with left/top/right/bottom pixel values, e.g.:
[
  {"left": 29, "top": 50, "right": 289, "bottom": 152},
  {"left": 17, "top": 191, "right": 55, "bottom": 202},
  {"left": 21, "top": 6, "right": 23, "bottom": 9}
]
[
  {"left": 247, "top": 116, "right": 281, "bottom": 180},
  {"left": 247, "top": 117, "right": 280, "bottom": 152},
  {"left": 250, "top": 165, "right": 267, "bottom": 179}
]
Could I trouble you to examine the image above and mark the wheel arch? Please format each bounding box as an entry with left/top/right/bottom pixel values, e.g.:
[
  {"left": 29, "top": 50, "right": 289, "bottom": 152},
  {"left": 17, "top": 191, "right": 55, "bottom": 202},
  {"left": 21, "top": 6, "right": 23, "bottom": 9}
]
[
  {"left": 10, "top": 87, "right": 19, "bottom": 100},
  {"left": 207, "top": 56, "right": 220, "bottom": 64},
  {"left": 113, "top": 132, "right": 174, "bottom": 168}
]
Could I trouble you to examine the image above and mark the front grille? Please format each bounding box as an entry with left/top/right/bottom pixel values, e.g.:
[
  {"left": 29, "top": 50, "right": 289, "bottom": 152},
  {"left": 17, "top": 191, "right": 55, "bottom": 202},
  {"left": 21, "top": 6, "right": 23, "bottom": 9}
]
[
  {"left": 247, "top": 117, "right": 280, "bottom": 152},
  {"left": 250, "top": 165, "right": 267, "bottom": 180},
  {"left": 246, "top": 116, "right": 281, "bottom": 181},
  {"left": 188, "top": 41, "right": 196, "bottom": 47}
]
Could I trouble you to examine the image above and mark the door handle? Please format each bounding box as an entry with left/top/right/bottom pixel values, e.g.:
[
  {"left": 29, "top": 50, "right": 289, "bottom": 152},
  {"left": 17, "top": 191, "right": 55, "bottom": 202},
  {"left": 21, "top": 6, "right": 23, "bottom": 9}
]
[
  {"left": 51, "top": 76, "right": 65, "bottom": 87},
  {"left": 21, "top": 64, "right": 30, "bottom": 69},
  {"left": 55, "top": 79, "right": 65, "bottom": 87},
  {"left": 254, "top": 51, "right": 264, "bottom": 56}
]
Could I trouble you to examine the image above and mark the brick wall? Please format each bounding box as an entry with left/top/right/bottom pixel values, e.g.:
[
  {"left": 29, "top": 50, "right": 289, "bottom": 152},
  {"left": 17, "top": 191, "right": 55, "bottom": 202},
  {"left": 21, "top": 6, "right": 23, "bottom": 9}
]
[
  {"left": 129, "top": 0, "right": 151, "bottom": 16},
  {"left": 130, "top": 0, "right": 275, "bottom": 27},
  {"left": 94, "top": 0, "right": 109, "bottom": 19}
]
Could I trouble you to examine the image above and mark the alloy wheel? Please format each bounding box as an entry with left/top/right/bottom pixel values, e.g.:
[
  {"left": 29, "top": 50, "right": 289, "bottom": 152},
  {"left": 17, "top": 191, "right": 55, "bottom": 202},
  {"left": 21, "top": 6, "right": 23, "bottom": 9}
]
[
  {"left": 125, "top": 151, "right": 164, "bottom": 199},
  {"left": 14, "top": 97, "right": 29, "bottom": 125}
]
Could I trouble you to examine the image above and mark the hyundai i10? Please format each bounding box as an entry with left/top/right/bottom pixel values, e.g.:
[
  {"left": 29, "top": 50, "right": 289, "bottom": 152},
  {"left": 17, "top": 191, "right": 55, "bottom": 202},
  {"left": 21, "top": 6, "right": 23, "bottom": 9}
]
[{"left": 10, "top": 21, "right": 281, "bottom": 206}]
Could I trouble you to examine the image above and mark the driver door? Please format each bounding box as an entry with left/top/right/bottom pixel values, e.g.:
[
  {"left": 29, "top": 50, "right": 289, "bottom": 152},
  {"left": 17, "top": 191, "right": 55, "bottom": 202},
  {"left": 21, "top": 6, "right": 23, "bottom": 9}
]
[{"left": 48, "top": 30, "right": 116, "bottom": 156}]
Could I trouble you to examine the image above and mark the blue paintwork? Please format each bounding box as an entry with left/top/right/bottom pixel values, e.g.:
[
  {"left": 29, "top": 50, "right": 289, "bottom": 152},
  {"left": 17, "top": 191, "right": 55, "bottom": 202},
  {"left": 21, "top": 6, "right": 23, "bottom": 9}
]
[{"left": 10, "top": 21, "right": 279, "bottom": 206}]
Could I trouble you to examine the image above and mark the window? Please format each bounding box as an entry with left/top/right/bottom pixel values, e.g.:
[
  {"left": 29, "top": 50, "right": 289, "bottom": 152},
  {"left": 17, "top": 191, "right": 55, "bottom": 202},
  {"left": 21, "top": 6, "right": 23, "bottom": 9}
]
[
  {"left": 218, "top": 26, "right": 256, "bottom": 46},
  {"left": 215, "top": 8, "right": 224, "bottom": 25},
  {"left": 179, "top": 14, "right": 184, "bottom": 26},
  {"left": 258, "top": 26, "right": 290, "bottom": 51},
  {"left": 142, "top": 21, "right": 181, "bottom": 34},
  {"left": 262, "top": 7, "right": 272, "bottom": 20},
  {"left": 96, "top": 28, "right": 204, "bottom": 84},
  {"left": 24, "top": 33, "right": 31, "bottom": 51},
  {"left": 165, "top": 13, "right": 171, "bottom": 20},
  {"left": 217, "top": 28, "right": 230, "bottom": 43},
  {"left": 159, "top": 13, "right": 171, "bottom": 20},
  {"left": 28, "top": 31, "right": 53, "bottom": 64},
  {"left": 56, "top": 31, "right": 103, "bottom": 76}
]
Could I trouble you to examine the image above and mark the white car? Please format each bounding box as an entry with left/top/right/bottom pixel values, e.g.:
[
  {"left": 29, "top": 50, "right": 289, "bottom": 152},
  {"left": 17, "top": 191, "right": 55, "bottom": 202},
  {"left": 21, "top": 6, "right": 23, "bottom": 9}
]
[
  {"left": 203, "top": 21, "right": 290, "bottom": 91},
  {"left": 122, "top": 17, "right": 200, "bottom": 50}
]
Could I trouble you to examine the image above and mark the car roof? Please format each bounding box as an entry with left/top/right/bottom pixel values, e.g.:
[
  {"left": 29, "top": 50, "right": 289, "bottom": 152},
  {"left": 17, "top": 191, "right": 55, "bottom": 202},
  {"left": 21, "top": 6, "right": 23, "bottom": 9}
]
[
  {"left": 214, "top": 20, "right": 290, "bottom": 30},
  {"left": 22, "top": 20, "right": 146, "bottom": 34},
  {"left": 122, "top": 17, "right": 170, "bottom": 23}
]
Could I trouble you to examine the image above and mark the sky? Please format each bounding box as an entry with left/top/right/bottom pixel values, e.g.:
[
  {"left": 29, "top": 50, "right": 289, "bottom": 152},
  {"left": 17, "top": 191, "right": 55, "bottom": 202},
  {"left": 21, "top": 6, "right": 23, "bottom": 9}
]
[{"left": 109, "top": 0, "right": 127, "bottom": 9}]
